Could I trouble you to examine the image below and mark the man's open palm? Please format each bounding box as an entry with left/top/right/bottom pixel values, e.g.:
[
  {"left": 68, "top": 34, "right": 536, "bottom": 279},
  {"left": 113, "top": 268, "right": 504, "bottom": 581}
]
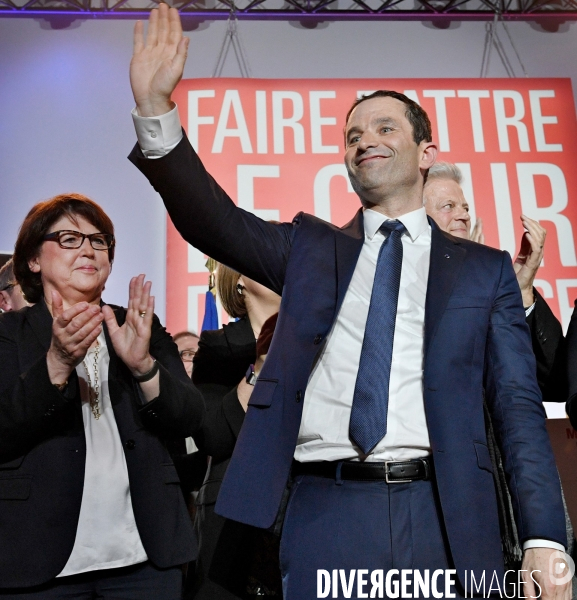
[{"left": 130, "top": 3, "right": 189, "bottom": 117}]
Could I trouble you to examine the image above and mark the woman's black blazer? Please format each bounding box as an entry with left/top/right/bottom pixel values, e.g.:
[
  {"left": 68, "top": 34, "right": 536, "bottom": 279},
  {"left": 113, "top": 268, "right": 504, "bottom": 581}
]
[
  {"left": 0, "top": 300, "right": 205, "bottom": 588},
  {"left": 191, "top": 317, "right": 255, "bottom": 598}
]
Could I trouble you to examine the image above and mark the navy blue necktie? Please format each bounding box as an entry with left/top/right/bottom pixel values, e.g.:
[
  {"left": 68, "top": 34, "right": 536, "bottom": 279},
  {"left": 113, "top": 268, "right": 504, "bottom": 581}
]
[{"left": 349, "top": 220, "right": 406, "bottom": 455}]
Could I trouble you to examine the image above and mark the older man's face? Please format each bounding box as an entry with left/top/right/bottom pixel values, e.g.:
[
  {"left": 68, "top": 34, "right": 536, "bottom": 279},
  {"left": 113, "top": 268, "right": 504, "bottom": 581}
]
[{"left": 423, "top": 177, "right": 471, "bottom": 239}]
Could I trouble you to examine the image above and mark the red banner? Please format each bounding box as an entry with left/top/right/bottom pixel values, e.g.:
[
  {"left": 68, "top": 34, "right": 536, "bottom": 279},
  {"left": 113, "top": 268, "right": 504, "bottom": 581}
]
[{"left": 166, "top": 78, "right": 577, "bottom": 337}]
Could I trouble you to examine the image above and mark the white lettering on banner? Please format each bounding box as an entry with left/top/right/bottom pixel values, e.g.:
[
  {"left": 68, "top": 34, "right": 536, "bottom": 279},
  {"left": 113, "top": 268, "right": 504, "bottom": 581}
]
[
  {"left": 356, "top": 90, "right": 376, "bottom": 99},
  {"left": 556, "top": 279, "right": 577, "bottom": 332},
  {"left": 273, "top": 91, "right": 305, "bottom": 154},
  {"left": 493, "top": 91, "right": 530, "bottom": 153},
  {"left": 212, "top": 90, "right": 253, "bottom": 154},
  {"left": 256, "top": 91, "right": 268, "bottom": 154},
  {"left": 529, "top": 90, "right": 563, "bottom": 152},
  {"left": 403, "top": 90, "right": 420, "bottom": 104},
  {"left": 455, "top": 163, "right": 477, "bottom": 224},
  {"left": 314, "top": 164, "right": 355, "bottom": 222},
  {"left": 310, "top": 92, "right": 339, "bottom": 154},
  {"left": 423, "top": 90, "right": 456, "bottom": 152},
  {"left": 516, "top": 163, "right": 577, "bottom": 267},
  {"left": 457, "top": 90, "right": 490, "bottom": 152},
  {"left": 187, "top": 285, "right": 206, "bottom": 335},
  {"left": 237, "top": 165, "right": 281, "bottom": 220},
  {"left": 534, "top": 278, "right": 554, "bottom": 299},
  {"left": 188, "top": 245, "right": 206, "bottom": 273},
  {"left": 491, "top": 164, "right": 516, "bottom": 257},
  {"left": 187, "top": 90, "right": 215, "bottom": 152}
]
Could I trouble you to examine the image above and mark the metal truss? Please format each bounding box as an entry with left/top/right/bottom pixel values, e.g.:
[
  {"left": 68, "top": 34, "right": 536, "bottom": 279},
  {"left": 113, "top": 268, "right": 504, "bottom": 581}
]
[{"left": 2, "top": 0, "right": 577, "bottom": 21}]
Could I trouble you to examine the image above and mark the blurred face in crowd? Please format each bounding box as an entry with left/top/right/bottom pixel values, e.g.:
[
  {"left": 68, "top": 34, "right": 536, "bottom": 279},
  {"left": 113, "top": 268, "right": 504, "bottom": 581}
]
[
  {"left": 423, "top": 177, "right": 471, "bottom": 239},
  {"left": 0, "top": 283, "right": 28, "bottom": 312},
  {"left": 176, "top": 334, "right": 199, "bottom": 377}
]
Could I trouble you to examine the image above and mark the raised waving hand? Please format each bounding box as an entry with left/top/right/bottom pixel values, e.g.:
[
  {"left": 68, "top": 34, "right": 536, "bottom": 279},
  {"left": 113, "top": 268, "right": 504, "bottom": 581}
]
[{"left": 130, "top": 3, "right": 189, "bottom": 117}]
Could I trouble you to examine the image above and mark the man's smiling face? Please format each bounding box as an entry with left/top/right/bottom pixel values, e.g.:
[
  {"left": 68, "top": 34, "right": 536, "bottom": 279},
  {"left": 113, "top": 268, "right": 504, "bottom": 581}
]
[{"left": 344, "top": 96, "right": 425, "bottom": 206}]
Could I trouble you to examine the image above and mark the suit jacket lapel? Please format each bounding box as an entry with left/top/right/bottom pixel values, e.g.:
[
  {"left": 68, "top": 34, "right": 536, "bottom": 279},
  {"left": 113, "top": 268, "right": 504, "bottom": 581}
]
[
  {"left": 424, "top": 220, "right": 467, "bottom": 360},
  {"left": 334, "top": 208, "right": 365, "bottom": 317}
]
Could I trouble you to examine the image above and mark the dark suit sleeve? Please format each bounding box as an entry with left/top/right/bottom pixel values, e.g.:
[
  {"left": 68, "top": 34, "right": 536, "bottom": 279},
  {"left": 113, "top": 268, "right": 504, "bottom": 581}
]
[
  {"left": 129, "top": 135, "right": 294, "bottom": 295},
  {"left": 129, "top": 133, "right": 295, "bottom": 296},
  {"left": 137, "top": 313, "right": 205, "bottom": 439},
  {"left": 484, "top": 254, "right": 566, "bottom": 547},
  {"left": 525, "top": 288, "right": 567, "bottom": 401},
  {"left": 0, "top": 316, "right": 79, "bottom": 459},
  {"left": 565, "top": 302, "right": 577, "bottom": 427}
]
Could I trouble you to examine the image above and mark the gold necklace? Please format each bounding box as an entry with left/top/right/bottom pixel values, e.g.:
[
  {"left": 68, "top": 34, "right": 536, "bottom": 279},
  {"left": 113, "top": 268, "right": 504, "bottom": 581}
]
[{"left": 83, "top": 340, "right": 101, "bottom": 420}]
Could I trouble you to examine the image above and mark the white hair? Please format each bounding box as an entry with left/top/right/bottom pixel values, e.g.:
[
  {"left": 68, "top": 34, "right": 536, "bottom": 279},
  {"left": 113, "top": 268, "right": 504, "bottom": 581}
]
[
  {"left": 423, "top": 162, "right": 464, "bottom": 206},
  {"left": 426, "top": 161, "right": 463, "bottom": 185}
]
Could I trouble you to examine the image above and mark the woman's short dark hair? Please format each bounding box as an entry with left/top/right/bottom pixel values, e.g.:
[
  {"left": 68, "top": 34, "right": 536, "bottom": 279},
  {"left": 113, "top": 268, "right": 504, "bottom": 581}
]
[
  {"left": 13, "top": 193, "right": 115, "bottom": 304},
  {"left": 345, "top": 90, "right": 433, "bottom": 145}
]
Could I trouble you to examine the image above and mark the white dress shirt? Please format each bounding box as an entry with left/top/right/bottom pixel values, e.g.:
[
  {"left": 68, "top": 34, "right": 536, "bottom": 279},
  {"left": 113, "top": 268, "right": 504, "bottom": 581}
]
[
  {"left": 58, "top": 332, "right": 147, "bottom": 577},
  {"left": 132, "top": 105, "right": 563, "bottom": 552},
  {"left": 296, "top": 207, "right": 431, "bottom": 462}
]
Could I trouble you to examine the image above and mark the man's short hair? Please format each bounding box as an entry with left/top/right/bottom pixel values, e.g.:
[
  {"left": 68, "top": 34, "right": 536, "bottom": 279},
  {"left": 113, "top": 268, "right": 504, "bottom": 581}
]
[
  {"left": 426, "top": 162, "right": 463, "bottom": 185},
  {"left": 173, "top": 331, "right": 199, "bottom": 342},
  {"left": 345, "top": 90, "right": 433, "bottom": 145},
  {"left": 0, "top": 258, "right": 15, "bottom": 292}
]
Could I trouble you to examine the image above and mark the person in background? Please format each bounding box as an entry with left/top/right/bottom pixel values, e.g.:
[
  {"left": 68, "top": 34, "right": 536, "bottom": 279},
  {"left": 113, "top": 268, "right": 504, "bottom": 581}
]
[
  {"left": 0, "top": 259, "right": 28, "bottom": 312},
  {"left": 0, "top": 193, "right": 204, "bottom": 599},
  {"left": 423, "top": 161, "right": 564, "bottom": 394},
  {"left": 191, "top": 263, "right": 281, "bottom": 599},
  {"left": 174, "top": 330, "right": 200, "bottom": 377}
]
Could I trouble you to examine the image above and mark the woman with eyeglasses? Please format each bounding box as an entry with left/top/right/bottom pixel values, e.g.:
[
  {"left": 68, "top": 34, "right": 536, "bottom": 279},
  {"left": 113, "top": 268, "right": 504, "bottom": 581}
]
[{"left": 0, "top": 193, "right": 204, "bottom": 599}]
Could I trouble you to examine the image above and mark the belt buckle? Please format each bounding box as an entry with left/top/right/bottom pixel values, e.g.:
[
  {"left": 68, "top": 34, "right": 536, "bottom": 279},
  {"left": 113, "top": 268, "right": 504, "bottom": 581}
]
[{"left": 384, "top": 460, "right": 412, "bottom": 484}]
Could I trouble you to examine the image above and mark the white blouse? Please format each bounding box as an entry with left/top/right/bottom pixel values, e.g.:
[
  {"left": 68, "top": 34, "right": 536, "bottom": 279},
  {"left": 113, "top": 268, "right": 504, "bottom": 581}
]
[{"left": 58, "top": 332, "right": 147, "bottom": 577}]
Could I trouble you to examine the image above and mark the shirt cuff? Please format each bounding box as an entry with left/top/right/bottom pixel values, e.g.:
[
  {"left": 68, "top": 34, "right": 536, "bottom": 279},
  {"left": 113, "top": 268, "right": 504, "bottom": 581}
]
[
  {"left": 523, "top": 539, "right": 565, "bottom": 552},
  {"left": 525, "top": 301, "right": 536, "bottom": 318},
  {"left": 131, "top": 104, "right": 183, "bottom": 159}
]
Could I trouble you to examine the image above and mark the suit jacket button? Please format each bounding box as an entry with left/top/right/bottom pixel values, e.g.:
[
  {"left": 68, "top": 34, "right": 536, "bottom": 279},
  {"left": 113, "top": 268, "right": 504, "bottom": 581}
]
[
  {"left": 313, "top": 335, "right": 322, "bottom": 345},
  {"left": 295, "top": 390, "right": 302, "bottom": 403},
  {"left": 125, "top": 439, "right": 136, "bottom": 450}
]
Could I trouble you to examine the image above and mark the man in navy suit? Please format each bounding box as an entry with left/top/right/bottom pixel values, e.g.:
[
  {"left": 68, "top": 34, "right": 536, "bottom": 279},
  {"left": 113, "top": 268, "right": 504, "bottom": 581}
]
[{"left": 128, "top": 7, "right": 570, "bottom": 598}]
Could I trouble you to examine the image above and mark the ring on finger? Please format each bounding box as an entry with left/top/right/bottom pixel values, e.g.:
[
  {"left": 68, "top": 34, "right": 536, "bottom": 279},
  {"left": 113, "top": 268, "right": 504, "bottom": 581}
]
[{"left": 139, "top": 311, "right": 147, "bottom": 318}]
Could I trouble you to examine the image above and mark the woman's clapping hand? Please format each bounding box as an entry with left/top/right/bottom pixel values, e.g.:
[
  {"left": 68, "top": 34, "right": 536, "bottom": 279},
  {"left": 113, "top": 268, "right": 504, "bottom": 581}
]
[
  {"left": 102, "top": 274, "right": 155, "bottom": 377},
  {"left": 46, "top": 290, "right": 104, "bottom": 385}
]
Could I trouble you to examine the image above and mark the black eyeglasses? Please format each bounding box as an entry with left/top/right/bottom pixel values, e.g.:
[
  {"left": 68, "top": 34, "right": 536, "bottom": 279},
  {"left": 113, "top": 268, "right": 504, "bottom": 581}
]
[
  {"left": 179, "top": 349, "right": 197, "bottom": 361},
  {"left": 43, "top": 230, "right": 115, "bottom": 251}
]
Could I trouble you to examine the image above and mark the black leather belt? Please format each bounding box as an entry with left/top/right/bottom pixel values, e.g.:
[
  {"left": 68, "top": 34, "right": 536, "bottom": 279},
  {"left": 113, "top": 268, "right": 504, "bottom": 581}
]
[{"left": 292, "top": 457, "right": 432, "bottom": 483}]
